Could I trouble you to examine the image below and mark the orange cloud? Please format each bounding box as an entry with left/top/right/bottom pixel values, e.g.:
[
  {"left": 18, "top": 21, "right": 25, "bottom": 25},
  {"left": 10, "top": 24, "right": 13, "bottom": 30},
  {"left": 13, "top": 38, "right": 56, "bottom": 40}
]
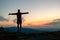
[
  {"left": 0, "top": 21, "right": 16, "bottom": 27},
  {"left": 0, "top": 19, "right": 53, "bottom": 27},
  {"left": 22, "top": 19, "right": 53, "bottom": 27},
  {"left": 27, "top": 20, "right": 52, "bottom": 26}
]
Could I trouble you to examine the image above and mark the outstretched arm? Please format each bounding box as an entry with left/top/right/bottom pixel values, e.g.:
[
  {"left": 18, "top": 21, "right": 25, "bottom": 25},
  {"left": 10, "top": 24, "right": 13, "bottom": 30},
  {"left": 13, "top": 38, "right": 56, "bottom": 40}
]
[
  {"left": 22, "top": 12, "right": 29, "bottom": 14},
  {"left": 8, "top": 13, "right": 17, "bottom": 15}
]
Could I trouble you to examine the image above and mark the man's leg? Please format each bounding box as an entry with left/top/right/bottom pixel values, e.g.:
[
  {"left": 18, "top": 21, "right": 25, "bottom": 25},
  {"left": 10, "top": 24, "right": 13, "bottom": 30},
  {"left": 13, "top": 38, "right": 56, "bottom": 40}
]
[
  {"left": 20, "top": 19, "right": 22, "bottom": 32},
  {"left": 17, "top": 23, "right": 19, "bottom": 32}
]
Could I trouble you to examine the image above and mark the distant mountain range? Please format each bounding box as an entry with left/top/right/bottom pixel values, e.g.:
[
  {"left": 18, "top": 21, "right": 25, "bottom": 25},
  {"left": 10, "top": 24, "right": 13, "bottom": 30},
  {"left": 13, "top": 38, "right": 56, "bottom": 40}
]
[{"left": 3, "top": 27, "right": 60, "bottom": 34}]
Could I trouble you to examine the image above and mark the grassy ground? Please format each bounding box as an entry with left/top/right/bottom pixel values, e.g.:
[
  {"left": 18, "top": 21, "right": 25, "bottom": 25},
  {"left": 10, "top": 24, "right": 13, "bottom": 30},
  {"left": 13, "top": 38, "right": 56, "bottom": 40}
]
[{"left": 0, "top": 31, "right": 60, "bottom": 40}]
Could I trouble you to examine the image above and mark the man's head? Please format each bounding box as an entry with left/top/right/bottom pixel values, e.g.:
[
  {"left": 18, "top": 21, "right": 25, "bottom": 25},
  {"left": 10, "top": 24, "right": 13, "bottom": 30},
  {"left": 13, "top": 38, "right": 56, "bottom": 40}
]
[{"left": 18, "top": 9, "right": 20, "bottom": 13}]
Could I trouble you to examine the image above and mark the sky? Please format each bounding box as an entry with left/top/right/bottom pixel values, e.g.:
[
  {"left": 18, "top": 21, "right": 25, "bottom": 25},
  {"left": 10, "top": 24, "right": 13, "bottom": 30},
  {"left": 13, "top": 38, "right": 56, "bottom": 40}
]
[{"left": 0, "top": 0, "right": 60, "bottom": 28}]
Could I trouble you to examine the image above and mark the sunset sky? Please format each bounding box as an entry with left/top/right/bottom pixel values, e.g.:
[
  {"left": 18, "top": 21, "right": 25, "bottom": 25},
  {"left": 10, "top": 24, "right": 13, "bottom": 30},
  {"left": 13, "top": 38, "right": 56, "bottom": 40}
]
[{"left": 0, "top": 0, "right": 60, "bottom": 28}]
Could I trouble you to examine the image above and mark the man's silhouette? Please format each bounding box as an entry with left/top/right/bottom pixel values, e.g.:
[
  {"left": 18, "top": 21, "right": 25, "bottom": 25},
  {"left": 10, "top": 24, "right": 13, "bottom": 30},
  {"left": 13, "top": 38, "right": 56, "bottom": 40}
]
[{"left": 8, "top": 9, "right": 29, "bottom": 32}]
